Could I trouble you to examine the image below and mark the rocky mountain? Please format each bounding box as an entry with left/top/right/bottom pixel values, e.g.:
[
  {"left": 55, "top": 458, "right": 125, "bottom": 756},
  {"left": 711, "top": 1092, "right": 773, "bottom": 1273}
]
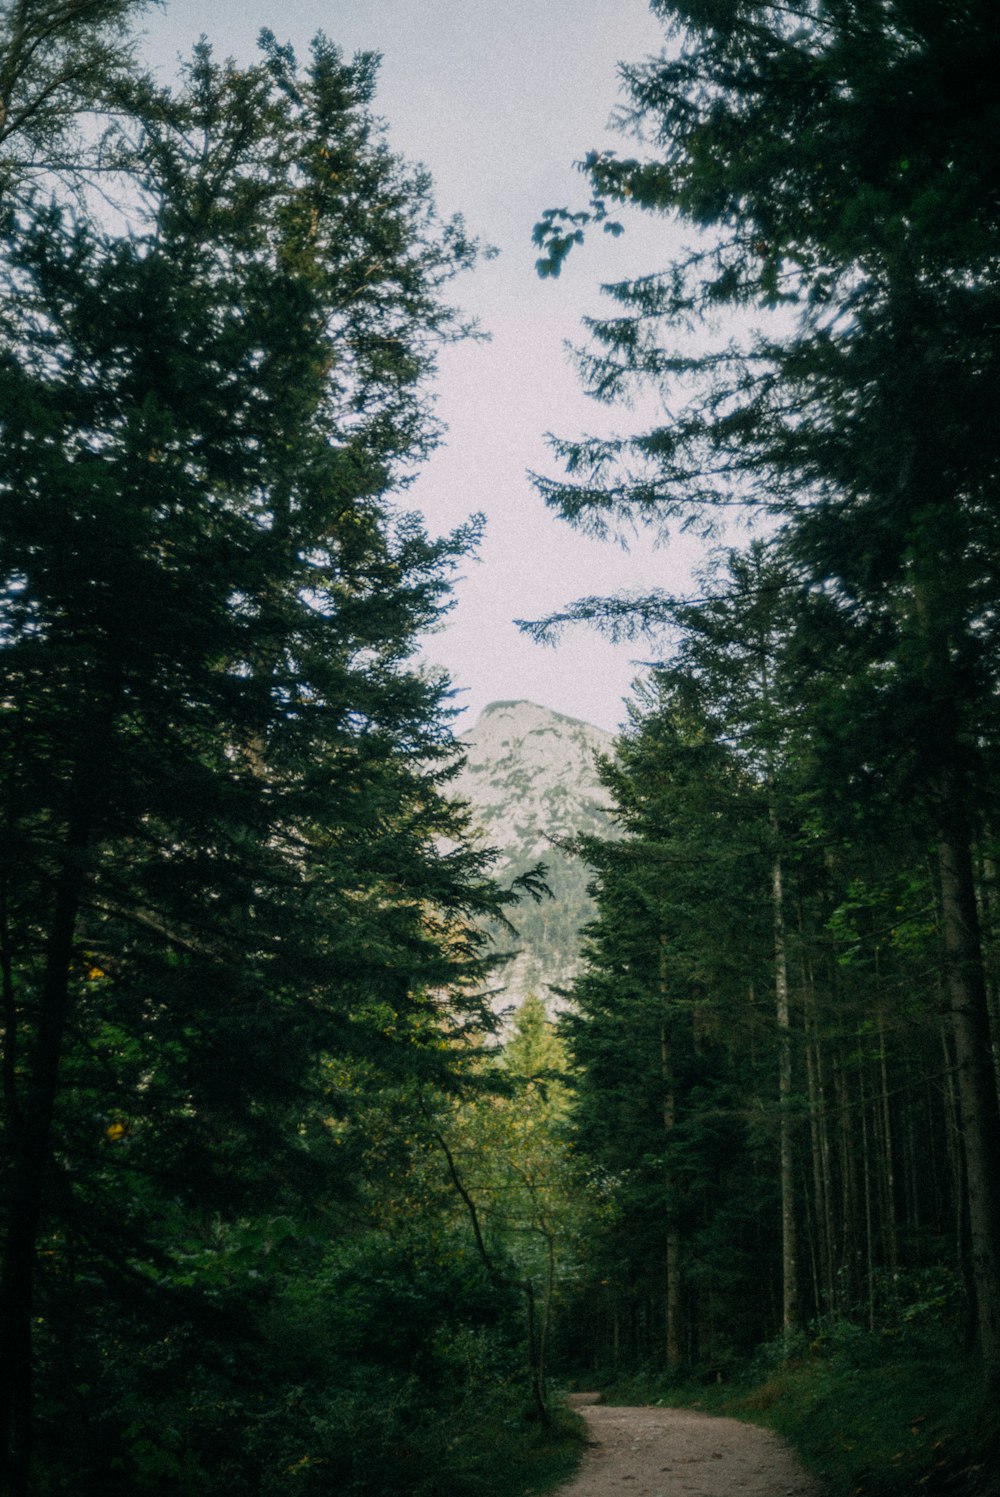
[{"left": 449, "top": 699, "right": 616, "bottom": 1014}]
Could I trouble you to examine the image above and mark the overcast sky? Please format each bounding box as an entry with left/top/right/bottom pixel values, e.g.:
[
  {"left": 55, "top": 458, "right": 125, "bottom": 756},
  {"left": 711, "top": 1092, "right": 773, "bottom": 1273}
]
[{"left": 141, "top": 0, "right": 703, "bottom": 733}]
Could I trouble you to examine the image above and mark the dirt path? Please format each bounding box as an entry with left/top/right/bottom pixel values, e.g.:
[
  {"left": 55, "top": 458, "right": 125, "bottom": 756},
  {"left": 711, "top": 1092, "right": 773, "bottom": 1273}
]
[{"left": 558, "top": 1393, "right": 824, "bottom": 1497}]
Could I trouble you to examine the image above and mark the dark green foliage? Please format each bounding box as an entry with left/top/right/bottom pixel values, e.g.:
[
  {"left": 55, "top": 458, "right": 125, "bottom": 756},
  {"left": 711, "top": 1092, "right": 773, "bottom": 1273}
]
[
  {"left": 33, "top": 1220, "right": 530, "bottom": 1497},
  {"left": 549, "top": 539, "right": 985, "bottom": 1382},
  {"left": 0, "top": 1, "right": 160, "bottom": 205},
  {"left": 0, "top": 21, "right": 557, "bottom": 1494},
  {"left": 532, "top": 0, "right": 1000, "bottom": 1397},
  {"left": 557, "top": 620, "right": 785, "bottom": 1368}
]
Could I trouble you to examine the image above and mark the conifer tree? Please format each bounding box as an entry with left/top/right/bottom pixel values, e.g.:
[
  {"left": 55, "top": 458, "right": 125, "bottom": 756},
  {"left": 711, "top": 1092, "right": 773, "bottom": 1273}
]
[
  {"left": 0, "top": 0, "right": 158, "bottom": 203},
  {"left": 564, "top": 658, "right": 779, "bottom": 1366},
  {"left": 533, "top": 0, "right": 1000, "bottom": 1384},
  {"left": 560, "top": 549, "right": 973, "bottom": 1365},
  {"left": 0, "top": 30, "right": 506, "bottom": 1489}
]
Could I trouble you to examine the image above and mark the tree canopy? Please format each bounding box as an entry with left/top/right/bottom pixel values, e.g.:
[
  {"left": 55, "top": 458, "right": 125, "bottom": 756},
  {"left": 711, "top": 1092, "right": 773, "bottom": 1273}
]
[
  {"left": 0, "top": 20, "right": 540, "bottom": 1493},
  {"left": 533, "top": 0, "right": 1000, "bottom": 1391}
]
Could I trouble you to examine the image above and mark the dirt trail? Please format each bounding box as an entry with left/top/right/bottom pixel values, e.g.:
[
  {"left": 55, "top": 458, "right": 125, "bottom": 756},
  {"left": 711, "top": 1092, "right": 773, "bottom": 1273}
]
[{"left": 558, "top": 1393, "right": 823, "bottom": 1497}]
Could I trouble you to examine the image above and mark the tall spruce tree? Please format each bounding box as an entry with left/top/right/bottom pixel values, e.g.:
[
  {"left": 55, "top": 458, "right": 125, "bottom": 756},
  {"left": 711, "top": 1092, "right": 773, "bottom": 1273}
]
[
  {"left": 564, "top": 670, "right": 777, "bottom": 1367},
  {"left": 533, "top": 0, "right": 1000, "bottom": 1385},
  {"left": 560, "top": 544, "right": 976, "bottom": 1365},
  {"left": 0, "top": 31, "right": 508, "bottom": 1490},
  {"left": 653, "top": 546, "right": 807, "bottom": 1334}
]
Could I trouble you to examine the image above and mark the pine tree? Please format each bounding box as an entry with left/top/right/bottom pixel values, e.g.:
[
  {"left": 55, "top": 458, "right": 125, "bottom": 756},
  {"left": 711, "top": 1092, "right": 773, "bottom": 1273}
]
[
  {"left": 0, "top": 31, "right": 506, "bottom": 1489},
  {"left": 563, "top": 658, "right": 780, "bottom": 1367},
  {"left": 533, "top": 0, "right": 1000, "bottom": 1385}
]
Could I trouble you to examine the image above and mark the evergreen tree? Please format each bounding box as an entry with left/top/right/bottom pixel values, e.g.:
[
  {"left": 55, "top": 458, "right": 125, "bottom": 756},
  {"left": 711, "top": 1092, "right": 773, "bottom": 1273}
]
[
  {"left": 560, "top": 555, "right": 971, "bottom": 1368},
  {"left": 533, "top": 0, "right": 1000, "bottom": 1385},
  {"left": 0, "top": 31, "right": 510, "bottom": 1491},
  {"left": 563, "top": 659, "right": 778, "bottom": 1368},
  {"left": 0, "top": 0, "right": 158, "bottom": 203}
]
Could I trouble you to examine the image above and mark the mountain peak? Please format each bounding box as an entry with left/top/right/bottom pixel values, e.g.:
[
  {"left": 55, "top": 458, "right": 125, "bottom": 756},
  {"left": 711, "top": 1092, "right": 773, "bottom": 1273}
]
[
  {"left": 457, "top": 701, "right": 612, "bottom": 814},
  {"left": 477, "top": 699, "right": 597, "bottom": 730},
  {"left": 451, "top": 701, "right": 615, "bottom": 1012}
]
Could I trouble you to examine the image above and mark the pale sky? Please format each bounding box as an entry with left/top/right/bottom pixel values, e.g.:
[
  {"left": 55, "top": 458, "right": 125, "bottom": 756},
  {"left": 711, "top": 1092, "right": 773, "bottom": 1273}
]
[{"left": 141, "top": 0, "right": 703, "bottom": 733}]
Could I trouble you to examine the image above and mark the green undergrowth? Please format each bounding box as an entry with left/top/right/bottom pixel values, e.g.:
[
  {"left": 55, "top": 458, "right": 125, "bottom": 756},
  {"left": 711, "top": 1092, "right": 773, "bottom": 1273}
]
[
  {"left": 492, "top": 1401, "right": 588, "bottom": 1497},
  {"left": 590, "top": 1327, "right": 1000, "bottom": 1497}
]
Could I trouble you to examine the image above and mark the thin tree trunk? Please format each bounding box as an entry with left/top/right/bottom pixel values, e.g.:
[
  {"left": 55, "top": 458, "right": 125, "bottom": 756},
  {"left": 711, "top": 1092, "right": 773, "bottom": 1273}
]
[
  {"left": 805, "top": 1015, "right": 834, "bottom": 1315},
  {"left": 858, "top": 1043, "right": 876, "bottom": 1330},
  {"left": 940, "top": 1020, "right": 965, "bottom": 1262},
  {"left": 977, "top": 852, "right": 1000, "bottom": 1113},
  {"left": 0, "top": 790, "right": 94, "bottom": 1494},
  {"left": 659, "top": 937, "right": 682, "bottom": 1369},
  {"left": 876, "top": 1010, "right": 898, "bottom": 1272},
  {"left": 772, "top": 844, "right": 798, "bottom": 1333},
  {"left": 536, "top": 1226, "right": 556, "bottom": 1401},
  {"left": 0, "top": 895, "right": 17, "bottom": 1133},
  {"left": 758, "top": 629, "right": 798, "bottom": 1337},
  {"left": 937, "top": 831, "right": 1000, "bottom": 1386},
  {"left": 832, "top": 1048, "right": 855, "bottom": 1313}
]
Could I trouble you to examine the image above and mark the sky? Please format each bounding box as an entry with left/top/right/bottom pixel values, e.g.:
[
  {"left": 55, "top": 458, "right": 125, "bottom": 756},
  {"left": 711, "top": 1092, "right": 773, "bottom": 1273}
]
[{"left": 140, "top": 0, "right": 705, "bottom": 734}]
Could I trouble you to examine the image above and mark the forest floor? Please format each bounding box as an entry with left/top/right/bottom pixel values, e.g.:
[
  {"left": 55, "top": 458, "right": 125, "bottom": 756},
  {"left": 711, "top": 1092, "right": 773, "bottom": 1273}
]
[{"left": 557, "top": 1392, "right": 823, "bottom": 1497}]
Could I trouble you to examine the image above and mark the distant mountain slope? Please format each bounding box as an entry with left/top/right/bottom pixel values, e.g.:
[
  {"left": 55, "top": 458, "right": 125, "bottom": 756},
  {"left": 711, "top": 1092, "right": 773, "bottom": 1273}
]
[{"left": 450, "top": 700, "right": 615, "bottom": 1013}]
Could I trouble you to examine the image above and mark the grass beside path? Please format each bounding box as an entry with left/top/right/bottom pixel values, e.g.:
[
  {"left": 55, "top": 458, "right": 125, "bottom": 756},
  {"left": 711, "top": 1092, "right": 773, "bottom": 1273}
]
[
  {"left": 590, "top": 1328, "right": 1000, "bottom": 1497},
  {"left": 480, "top": 1400, "right": 587, "bottom": 1497}
]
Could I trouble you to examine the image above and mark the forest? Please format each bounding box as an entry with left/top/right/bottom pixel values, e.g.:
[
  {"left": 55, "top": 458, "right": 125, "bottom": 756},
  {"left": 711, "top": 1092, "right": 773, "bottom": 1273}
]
[{"left": 1, "top": 2, "right": 999, "bottom": 1496}]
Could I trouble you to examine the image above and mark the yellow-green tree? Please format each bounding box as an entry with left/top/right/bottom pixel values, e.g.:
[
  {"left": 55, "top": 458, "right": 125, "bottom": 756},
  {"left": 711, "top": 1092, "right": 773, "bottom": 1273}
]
[{"left": 437, "top": 994, "right": 592, "bottom": 1413}]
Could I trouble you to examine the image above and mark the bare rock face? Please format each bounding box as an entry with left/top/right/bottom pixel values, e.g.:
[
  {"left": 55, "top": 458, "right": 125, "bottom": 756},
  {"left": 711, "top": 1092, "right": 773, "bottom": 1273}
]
[{"left": 450, "top": 700, "right": 615, "bottom": 1014}]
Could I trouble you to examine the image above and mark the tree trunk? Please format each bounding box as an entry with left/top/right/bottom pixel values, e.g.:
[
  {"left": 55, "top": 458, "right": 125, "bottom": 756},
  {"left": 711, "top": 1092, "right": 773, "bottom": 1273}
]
[
  {"left": 805, "top": 998, "right": 835, "bottom": 1315},
  {"left": 659, "top": 938, "right": 682, "bottom": 1369},
  {"left": 832, "top": 1048, "right": 856, "bottom": 1313},
  {"left": 858, "top": 1043, "right": 876, "bottom": 1330},
  {"left": 976, "top": 852, "right": 1000, "bottom": 1113},
  {"left": 940, "top": 1020, "right": 966, "bottom": 1263},
  {"left": 772, "top": 845, "right": 798, "bottom": 1334},
  {"left": 876, "top": 1010, "right": 898, "bottom": 1273},
  {"left": 937, "top": 830, "right": 1000, "bottom": 1386},
  {"left": 0, "top": 791, "right": 93, "bottom": 1494}
]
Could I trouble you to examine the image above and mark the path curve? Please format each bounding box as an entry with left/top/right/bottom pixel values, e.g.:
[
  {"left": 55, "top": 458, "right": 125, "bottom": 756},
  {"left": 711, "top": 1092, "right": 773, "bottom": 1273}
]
[{"left": 558, "top": 1393, "right": 823, "bottom": 1497}]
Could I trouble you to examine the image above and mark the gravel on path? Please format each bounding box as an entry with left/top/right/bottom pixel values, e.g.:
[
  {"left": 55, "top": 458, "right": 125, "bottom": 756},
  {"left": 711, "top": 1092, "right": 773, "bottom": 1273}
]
[{"left": 557, "top": 1393, "right": 824, "bottom": 1497}]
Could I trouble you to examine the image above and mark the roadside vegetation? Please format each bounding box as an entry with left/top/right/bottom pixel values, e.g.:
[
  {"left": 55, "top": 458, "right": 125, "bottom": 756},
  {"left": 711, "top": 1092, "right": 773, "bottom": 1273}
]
[{"left": 595, "top": 1316, "right": 1000, "bottom": 1497}]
